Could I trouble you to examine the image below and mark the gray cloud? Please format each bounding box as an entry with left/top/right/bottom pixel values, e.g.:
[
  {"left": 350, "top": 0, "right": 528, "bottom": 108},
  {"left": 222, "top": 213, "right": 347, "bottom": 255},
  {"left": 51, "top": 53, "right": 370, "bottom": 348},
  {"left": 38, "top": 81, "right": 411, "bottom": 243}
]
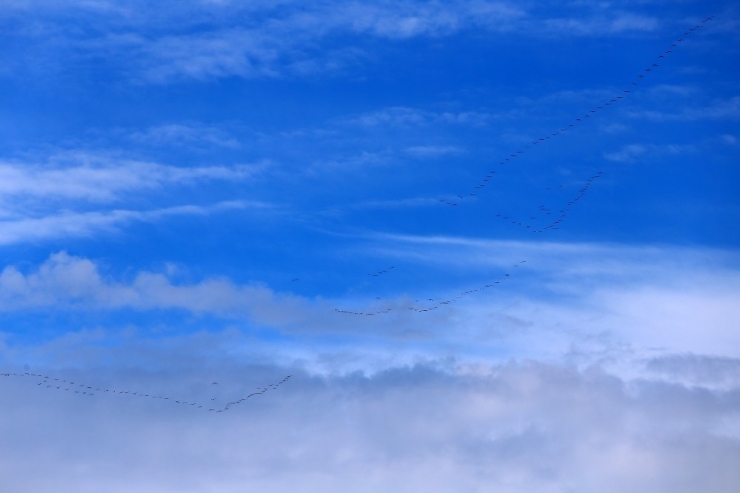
[
  {"left": 645, "top": 354, "right": 740, "bottom": 390},
  {"left": 1, "top": 352, "right": 739, "bottom": 493}
]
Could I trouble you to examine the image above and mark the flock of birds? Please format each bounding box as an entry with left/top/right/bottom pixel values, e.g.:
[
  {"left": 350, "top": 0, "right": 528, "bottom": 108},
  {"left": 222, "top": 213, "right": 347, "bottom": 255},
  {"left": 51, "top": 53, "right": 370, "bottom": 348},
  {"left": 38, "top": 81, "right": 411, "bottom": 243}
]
[
  {"left": 438, "top": 16, "right": 714, "bottom": 213},
  {"left": 332, "top": 16, "right": 714, "bottom": 317},
  {"left": 486, "top": 170, "right": 604, "bottom": 233},
  {"left": 368, "top": 266, "right": 395, "bottom": 277},
  {"left": 1, "top": 371, "right": 291, "bottom": 413},
  {"left": 1, "top": 16, "right": 714, "bottom": 411}
]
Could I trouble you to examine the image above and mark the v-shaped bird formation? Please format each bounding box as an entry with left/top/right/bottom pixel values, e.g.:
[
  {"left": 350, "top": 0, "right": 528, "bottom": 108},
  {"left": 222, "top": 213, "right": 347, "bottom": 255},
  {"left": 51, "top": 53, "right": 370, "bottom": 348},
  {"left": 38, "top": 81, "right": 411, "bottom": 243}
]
[
  {"left": 2, "top": 16, "right": 715, "bottom": 411},
  {"left": 332, "top": 16, "right": 714, "bottom": 316}
]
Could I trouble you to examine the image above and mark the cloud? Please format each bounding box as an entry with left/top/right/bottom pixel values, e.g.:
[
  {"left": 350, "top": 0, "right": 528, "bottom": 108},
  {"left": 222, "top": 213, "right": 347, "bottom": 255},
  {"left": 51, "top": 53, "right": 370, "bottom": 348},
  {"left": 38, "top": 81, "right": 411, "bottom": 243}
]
[
  {"left": 0, "top": 150, "right": 268, "bottom": 244},
  {"left": 0, "top": 201, "right": 262, "bottom": 246},
  {"left": 1, "top": 241, "right": 738, "bottom": 365},
  {"left": 404, "top": 145, "right": 463, "bottom": 158},
  {"left": 345, "top": 106, "right": 494, "bottom": 127},
  {"left": 1, "top": 1, "right": 673, "bottom": 83},
  {"left": 0, "top": 353, "right": 739, "bottom": 493},
  {"left": 308, "top": 150, "right": 395, "bottom": 173},
  {"left": 603, "top": 143, "right": 695, "bottom": 162},
  {"left": 645, "top": 354, "right": 740, "bottom": 390},
  {"left": 625, "top": 96, "right": 740, "bottom": 122},
  {"left": 603, "top": 143, "right": 648, "bottom": 162},
  {"left": 339, "top": 234, "right": 740, "bottom": 358},
  {"left": 347, "top": 196, "right": 441, "bottom": 210},
  {"left": 37, "top": 1, "right": 523, "bottom": 83},
  {"left": 0, "top": 151, "right": 262, "bottom": 203},
  {"left": 0, "top": 251, "right": 353, "bottom": 337},
  {"left": 127, "top": 123, "right": 242, "bottom": 148},
  {"left": 357, "top": 233, "right": 739, "bottom": 293},
  {"left": 132, "top": 28, "right": 286, "bottom": 82},
  {"left": 543, "top": 12, "right": 658, "bottom": 36}
]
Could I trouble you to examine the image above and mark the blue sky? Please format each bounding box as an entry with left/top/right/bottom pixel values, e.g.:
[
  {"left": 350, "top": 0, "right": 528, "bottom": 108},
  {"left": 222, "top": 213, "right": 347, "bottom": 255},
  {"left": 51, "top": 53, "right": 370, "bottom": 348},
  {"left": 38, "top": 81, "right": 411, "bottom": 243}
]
[{"left": 1, "top": 1, "right": 739, "bottom": 492}]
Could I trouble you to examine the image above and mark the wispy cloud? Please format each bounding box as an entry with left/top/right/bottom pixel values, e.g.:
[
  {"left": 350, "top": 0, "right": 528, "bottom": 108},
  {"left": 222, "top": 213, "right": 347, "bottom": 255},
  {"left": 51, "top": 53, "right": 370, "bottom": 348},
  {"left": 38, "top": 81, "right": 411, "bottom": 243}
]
[
  {"left": 0, "top": 150, "right": 268, "bottom": 244},
  {"left": 404, "top": 145, "right": 463, "bottom": 158},
  {"left": 0, "top": 201, "right": 262, "bottom": 246},
  {"left": 625, "top": 96, "right": 740, "bottom": 122},
  {"left": 604, "top": 142, "right": 695, "bottom": 162},
  {"left": 1, "top": 1, "right": 673, "bottom": 83},
  {"left": 542, "top": 12, "right": 658, "bottom": 36},
  {"left": 127, "top": 123, "right": 242, "bottom": 148},
  {"left": 345, "top": 106, "right": 494, "bottom": 127},
  {"left": 0, "top": 151, "right": 262, "bottom": 203}
]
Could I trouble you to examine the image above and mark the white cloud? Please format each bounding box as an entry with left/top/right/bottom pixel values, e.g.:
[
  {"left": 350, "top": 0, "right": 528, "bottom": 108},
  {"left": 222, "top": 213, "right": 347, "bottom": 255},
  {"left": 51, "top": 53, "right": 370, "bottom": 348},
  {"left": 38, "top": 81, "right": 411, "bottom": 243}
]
[
  {"left": 0, "top": 151, "right": 261, "bottom": 203},
  {"left": 0, "top": 150, "right": 268, "bottom": 244},
  {"left": 0, "top": 251, "right": 327, "bottom": 334},
  {"left": 341, "top": 234, "right": 740, "bottom": 358},
  {"left": 0, "top": 201, "right": 262, "bottom": 245}
]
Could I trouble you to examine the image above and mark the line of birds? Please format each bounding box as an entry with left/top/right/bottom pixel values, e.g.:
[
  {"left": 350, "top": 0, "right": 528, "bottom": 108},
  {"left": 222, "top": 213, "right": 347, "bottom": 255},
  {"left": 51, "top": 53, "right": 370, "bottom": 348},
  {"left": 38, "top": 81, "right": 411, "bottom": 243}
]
[
  {"left": 333, "top": 261, "right": 526, "bottom": 316},
  {"left": 437, "top": 16, "right": 713, "bottom": 210},
  {"left": 1, "top": 372, "right": 291, "bottom": 414},
  {"left": 369, "top": 266, "right": 395, "bottom": 277}
]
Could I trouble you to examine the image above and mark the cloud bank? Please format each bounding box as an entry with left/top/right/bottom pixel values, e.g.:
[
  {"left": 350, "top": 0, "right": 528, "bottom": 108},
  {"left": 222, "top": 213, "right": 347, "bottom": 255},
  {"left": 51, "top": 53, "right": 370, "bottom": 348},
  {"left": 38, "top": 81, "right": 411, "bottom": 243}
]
[{"left": 1, "top": 354, "right": 739, "bottom": 493}]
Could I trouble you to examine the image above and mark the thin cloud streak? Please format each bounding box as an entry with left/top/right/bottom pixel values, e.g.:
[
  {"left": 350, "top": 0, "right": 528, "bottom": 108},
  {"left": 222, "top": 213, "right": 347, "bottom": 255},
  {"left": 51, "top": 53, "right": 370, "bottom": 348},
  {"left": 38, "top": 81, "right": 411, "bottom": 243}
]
[
  {"left": 0, "top": 153, "right": 263, "bottom": 203},
  {"left": 0, "top": 201, "right": 264, "bottom": 246}
]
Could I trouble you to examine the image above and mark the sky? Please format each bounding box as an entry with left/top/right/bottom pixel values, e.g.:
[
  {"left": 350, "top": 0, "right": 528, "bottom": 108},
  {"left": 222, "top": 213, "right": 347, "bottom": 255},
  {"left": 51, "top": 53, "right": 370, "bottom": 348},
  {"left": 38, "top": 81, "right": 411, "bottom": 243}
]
[{"left": 1, "top": 1, "right": 739, "bottom": 491}]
